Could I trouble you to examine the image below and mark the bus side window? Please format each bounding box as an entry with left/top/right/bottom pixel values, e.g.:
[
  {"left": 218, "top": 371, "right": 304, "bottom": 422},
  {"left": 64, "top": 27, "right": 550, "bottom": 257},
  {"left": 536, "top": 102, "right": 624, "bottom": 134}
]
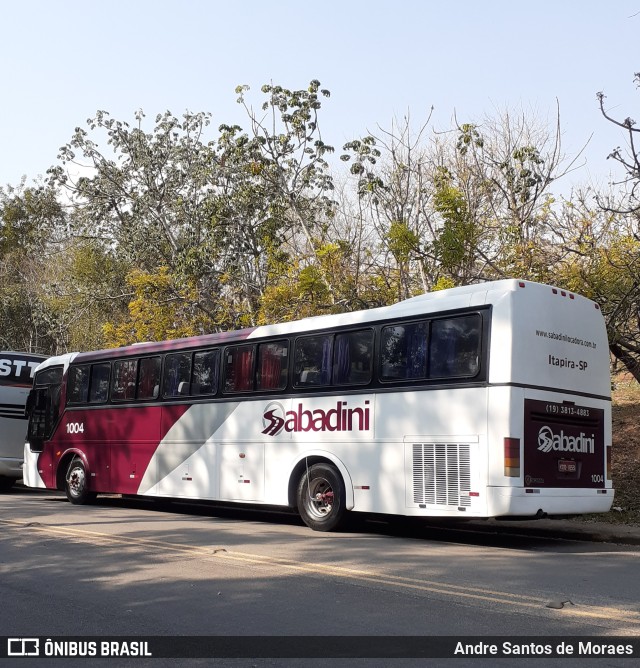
[
  {"left": 89, "top": 363, "right": 111, "bottom": 403},
  {"left": 67, "top": 365, "right": 90, "bottom": 404},
  {"left": 256, "top": 341, "right": 288, "bottom": 391},
  {"left": 429, "top": 315, "right": 481, "bottom": 378},
  {"left": 111, "top": 359, "right": 138, "bottom": 402},
  {"left": 223, "top": 345, "right": 256, "bottom": 393},
  {"left": 294, "top": 335, "right": 332, "bottom": 387},
  {"left": 137, "top": 357, "right": 161, "bottom": 400},
  {"left": 163, "top": 353, "right": 192, "bottom": 398},
  {"left": 380, "top": 322, "right": 428, "bottom": 381},
  {"left": 333, "top": 330, "right": 374, "bottom": 385},
  {"left": 192, "top": 350, "right": 219, "bottom": 395}
]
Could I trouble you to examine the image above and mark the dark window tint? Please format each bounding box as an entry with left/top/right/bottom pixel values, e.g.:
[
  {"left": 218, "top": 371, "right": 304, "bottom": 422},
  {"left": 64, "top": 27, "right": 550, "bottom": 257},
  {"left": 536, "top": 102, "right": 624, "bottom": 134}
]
[
  {"left": 137, "top": 357, "right": 161, "bottom": 400},
  {"left": 380, "top": 322, "right": 429, "bottom": 381},
  {"left": 111, "top": 359, "right": 138, "bottom": 402},
  {"left": 164, "top": 353, "right": 192, "bottom": 397},
  {"left": 35, "top": 367, "right": 63, "bottom": 386},
  {"left": 67, "top": 366, "right": 90, "bottom": 404},
  {"left": 29, "top": 366, "right": 63, "bottom": 444},
  {"left": 293, "top": 335, "right": 332, "bottom": 386},
  {"left": 333, "top": 330, "right": 373, "bottom": 385},
  {"left": 429, "top": 315, "right": 481, "bottom": 378},
  {"left": 256, "top": 341, "right": 288, "bottom": 391},
  {"left": 192, "top": 350, "right": 219, "bottom": 395},
  {"left": 89, "top": 363, "right": 111, "bottom": 403},
  {"left": 223, "top": 345, "right": 255, "bottom": 393}
]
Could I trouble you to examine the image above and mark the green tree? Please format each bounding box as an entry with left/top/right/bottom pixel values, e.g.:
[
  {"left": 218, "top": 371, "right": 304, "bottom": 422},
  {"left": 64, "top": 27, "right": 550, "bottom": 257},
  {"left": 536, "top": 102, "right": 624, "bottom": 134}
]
[
  {"left": 0, "top": 183, "right": 66, "bottom": 353},
  {"left": 48, "top": 80, "right": 339, "bottom": 341},
  {"left": 593, "top": 73, "right": 640, "bottom": 381}
]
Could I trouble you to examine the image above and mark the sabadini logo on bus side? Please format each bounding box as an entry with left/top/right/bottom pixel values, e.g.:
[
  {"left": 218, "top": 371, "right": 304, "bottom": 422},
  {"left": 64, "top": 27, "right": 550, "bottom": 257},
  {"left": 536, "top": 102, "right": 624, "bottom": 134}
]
[
  {"left": 537, "top": 425, "right": 595, "bottom": 454},
  {"left": 262, "top": 400, "right": 371, "bottom": 437}
]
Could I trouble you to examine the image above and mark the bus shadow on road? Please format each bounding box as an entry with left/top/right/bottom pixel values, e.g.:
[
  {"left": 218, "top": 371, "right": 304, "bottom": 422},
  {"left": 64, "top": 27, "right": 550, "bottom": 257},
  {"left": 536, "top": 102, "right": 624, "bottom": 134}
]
[{"left": 72, "top": 492, "right": 623, "bottom": 554}]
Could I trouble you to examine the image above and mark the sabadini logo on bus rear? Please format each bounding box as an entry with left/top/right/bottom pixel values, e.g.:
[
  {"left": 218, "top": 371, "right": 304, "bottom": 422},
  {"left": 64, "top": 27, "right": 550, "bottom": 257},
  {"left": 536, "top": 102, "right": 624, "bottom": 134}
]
[
  {"left": 262, "top": 400, "right": 371, "bottom": 437},
  {"left": 537, "top": 426, "right": 595, "bottom": 454}
]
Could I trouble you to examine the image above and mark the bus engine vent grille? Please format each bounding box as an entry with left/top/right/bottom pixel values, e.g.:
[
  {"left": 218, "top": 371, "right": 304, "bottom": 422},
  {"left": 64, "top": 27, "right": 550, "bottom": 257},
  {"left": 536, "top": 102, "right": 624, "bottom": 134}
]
[{"left": 412, "top": 443, "right": 471, "bottom": 507}]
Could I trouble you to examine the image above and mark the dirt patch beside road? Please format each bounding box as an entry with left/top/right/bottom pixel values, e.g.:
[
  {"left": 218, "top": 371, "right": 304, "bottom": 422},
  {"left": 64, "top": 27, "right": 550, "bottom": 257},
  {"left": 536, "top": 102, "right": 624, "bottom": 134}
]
[{"left": 606, "top": 373, "right": 640, "bottom": 525}]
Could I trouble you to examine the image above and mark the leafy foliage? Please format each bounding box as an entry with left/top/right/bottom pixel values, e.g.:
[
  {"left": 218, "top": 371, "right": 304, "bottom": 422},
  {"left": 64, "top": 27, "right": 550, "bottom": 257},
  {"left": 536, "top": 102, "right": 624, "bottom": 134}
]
[{"left": 0, "top": 77, "right": 637, "bottom": 383}]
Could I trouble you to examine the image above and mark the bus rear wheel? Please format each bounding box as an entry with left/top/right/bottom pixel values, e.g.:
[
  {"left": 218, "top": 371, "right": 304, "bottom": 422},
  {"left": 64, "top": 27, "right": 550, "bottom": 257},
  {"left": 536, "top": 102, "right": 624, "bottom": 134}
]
[
  {"left": 65, "top": 458, "right": 96, "bottom": 505},
  {"left": 296, "top": 463, "right": 346, "bottom": 532}
]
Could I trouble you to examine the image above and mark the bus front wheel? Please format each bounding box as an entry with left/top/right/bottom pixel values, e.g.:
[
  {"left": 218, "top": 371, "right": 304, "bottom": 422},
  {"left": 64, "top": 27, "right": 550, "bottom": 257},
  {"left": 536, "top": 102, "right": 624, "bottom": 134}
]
[
  {"left": 296, "top": 463, "right": 346, "bottom": 532},
  {"left": 65, "top": 458, "right": 96, "bottom": 505}
]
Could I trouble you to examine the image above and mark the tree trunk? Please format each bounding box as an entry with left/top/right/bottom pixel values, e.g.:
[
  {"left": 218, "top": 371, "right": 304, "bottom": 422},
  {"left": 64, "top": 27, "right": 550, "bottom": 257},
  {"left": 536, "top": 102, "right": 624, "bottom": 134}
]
[{"left": 609, "top": 343, "right": 640, "bottom": 384}]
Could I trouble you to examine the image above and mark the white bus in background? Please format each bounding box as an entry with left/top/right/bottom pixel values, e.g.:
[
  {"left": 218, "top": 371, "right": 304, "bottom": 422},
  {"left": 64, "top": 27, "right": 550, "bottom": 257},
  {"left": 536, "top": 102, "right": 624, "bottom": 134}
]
[
  {"left": 24, "top": 280, "right": 614, "bottom": 530},
  {"left": 0, "top": 352, "right": 46, "bottom": 491}
]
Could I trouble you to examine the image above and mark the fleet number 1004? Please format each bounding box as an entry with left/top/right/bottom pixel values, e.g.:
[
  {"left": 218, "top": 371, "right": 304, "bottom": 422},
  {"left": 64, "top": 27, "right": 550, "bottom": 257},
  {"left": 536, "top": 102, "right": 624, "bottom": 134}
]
[{"left": 66, "top": 422, "right": 85, "bottom": 434}]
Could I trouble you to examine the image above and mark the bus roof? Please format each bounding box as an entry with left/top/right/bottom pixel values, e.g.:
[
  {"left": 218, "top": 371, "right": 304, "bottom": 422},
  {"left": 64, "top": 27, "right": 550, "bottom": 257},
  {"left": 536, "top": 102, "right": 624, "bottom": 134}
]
[{"left": 52, "top": 279, "right": 602, "bottom": 364}]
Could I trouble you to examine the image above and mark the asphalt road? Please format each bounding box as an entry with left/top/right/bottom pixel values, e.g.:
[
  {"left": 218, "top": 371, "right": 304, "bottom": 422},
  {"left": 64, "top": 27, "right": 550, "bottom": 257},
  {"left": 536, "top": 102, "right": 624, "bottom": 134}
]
[{"left": 1, "top": 488, "right": 639, "bottom": 667}]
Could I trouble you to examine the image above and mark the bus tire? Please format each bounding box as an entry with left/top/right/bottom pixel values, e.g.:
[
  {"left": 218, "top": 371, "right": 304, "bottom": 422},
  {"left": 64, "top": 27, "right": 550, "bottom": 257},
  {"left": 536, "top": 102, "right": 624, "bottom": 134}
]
[
  {"left": 65, "top": 458, "right": 96, "bottom": 505},
  {"left": 296, "top": 463, "right": 346, "bottom": 532}
]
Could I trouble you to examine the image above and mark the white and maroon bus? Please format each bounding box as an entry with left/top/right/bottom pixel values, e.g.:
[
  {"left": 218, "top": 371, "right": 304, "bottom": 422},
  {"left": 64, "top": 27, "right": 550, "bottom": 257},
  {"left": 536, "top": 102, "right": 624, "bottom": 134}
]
[
  {"left": 23, "top": 280, "right": 613, "bottom": 530},
  {"left": 0, "top": 352, "right": 46, "bottom": 491}
]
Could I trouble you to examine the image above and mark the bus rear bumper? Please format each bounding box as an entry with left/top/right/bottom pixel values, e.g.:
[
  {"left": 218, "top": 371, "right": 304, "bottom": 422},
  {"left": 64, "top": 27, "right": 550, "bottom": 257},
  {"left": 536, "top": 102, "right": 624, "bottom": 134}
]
[{"left": 486, "top": 486, "right": 615, "bottom": 517}]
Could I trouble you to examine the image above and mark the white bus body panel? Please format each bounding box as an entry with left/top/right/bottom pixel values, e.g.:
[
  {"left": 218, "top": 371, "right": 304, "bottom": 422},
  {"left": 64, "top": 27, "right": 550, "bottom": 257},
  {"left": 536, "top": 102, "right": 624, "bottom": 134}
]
[
  {"left": 133, "top": 281, "right": 613, "bottom": 519},
  {"left": 0, "top": 352, "right": 46, "bottom": 482},
  {"left": 24, "top": 280, "right": 613, "bottom": 522},
  {"left": 0, "top": 385, "right": 31, "bottom": 477},
  {"left": 22, "top": 446, "right": 47, "bottom": 489}
]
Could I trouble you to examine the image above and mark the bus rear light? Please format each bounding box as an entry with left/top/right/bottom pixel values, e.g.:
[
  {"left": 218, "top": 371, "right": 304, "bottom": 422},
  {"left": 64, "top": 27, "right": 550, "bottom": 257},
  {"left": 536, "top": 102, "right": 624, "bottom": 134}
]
[
  {"left": 606, "top": 445, "right": 612, "bottom": 480},
  {"left": 518, "top": 282, "right": 526, "bottom": 288},
  {"left": 504, "top": 437, "right": 520, "bottom": 477}
]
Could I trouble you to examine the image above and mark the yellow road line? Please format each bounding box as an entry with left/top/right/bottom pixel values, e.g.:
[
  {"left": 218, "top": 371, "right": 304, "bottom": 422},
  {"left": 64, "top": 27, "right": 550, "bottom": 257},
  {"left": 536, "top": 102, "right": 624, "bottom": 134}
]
[{"left": 3, "top": 518, "right": 639, "bottom": 628}]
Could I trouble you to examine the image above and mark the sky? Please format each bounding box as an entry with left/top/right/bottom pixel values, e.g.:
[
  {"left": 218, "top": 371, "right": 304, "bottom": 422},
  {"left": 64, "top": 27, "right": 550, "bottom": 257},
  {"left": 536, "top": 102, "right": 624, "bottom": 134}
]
[{"left": 1, "top": 0, "right": 638, "bottom": 195}]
